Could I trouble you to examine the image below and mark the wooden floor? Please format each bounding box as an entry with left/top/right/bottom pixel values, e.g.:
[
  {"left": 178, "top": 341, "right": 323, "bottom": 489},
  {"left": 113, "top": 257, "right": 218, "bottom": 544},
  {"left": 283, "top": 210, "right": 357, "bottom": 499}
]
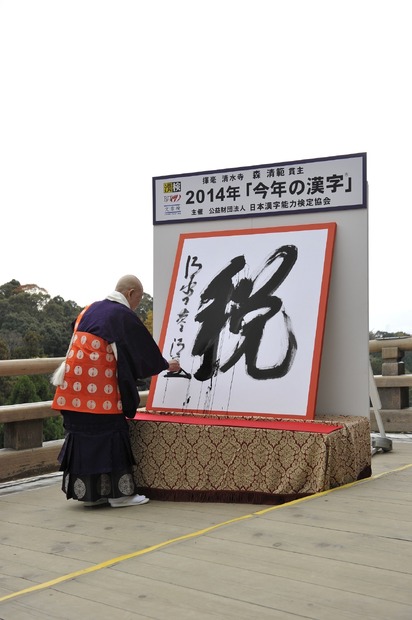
[{"left": 1, "top": 440, "right": 412, "bottom": 620}]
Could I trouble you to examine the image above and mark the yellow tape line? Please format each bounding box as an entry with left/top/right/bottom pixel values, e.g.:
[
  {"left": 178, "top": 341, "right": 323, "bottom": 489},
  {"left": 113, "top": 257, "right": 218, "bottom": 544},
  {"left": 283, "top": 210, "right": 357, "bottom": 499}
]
[{"left": 1, "top": 462, "right": 411, "bottom": 604}]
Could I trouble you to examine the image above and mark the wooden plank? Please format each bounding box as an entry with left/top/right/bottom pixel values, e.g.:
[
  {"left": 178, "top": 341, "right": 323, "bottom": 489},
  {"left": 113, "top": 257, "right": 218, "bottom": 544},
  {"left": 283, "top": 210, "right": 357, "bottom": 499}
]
[
  {"left": 51, "top": 546, "right": 412, "bottom": 619},
  {"left": 157, "top": 536, "right": 412, "bottom": 604},
  {"left": 370, "top": 408, "right": 412, "bottom": 433},
  {"left": 0, "top": 358, "right": 64, "bottom": 377},
  {"left": 1, "top": 441, "right": 412, "bottom": 619},
  {"left": 374, "top": 375, "right": 412, "bottom": 387},
  {"left": 0, "top": 441, "right": 63, "bottom": 482},
  {"left": 369, "top": 337, "right": 412, "bottom": 353},
  {"left": 0, "top": 402, "right": 59, "bottom": 424}
]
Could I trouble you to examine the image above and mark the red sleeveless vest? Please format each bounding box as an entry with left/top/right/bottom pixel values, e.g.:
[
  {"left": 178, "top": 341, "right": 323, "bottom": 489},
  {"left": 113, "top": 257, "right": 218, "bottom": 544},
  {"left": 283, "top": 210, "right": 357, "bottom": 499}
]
[{"left": 52, "top": 307, "right": 123, "bottom": 414}]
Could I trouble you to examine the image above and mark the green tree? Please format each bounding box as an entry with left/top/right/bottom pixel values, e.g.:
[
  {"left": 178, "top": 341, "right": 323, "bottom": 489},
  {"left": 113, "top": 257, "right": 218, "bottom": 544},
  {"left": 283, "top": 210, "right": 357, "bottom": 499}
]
[
  {"left": 0, "top": 279, "right": 21, "bottom": 300},
  {"left": 23, "top": 330, "right": 43, "bottom": 358},
  {"left": 0, "top": 337, "right": 13, "bottom": 404},
  {"left": 40, "top": 321, "right": 72, "bottom": 357},
  {"left": 43, "top": 416, "right": 65, "bottom": 441},
  {"left": 31, "top": 374, "right": 55, "bottom": 401},
  {"left": 10, "top": 375, "right": 39, "bottom": 404},
  {"left": 144, "top": 309, "right": 153, "bottom": 334},
  {"left": 135, "top": 292, "right": 152, "bottom": 322}
]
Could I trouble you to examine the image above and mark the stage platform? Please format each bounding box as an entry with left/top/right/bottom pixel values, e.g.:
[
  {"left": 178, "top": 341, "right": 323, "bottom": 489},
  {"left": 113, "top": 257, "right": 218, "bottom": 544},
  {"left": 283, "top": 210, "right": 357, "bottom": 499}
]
[{"left": 129, "top": 412, "right": 371, "bottom": 504}]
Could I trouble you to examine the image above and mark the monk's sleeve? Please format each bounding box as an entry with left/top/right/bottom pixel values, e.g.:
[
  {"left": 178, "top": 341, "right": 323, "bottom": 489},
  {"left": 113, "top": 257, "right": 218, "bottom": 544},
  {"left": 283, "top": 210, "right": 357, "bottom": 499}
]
[{"left": 116, "top": 312, "right": 169, "bottom": 416}]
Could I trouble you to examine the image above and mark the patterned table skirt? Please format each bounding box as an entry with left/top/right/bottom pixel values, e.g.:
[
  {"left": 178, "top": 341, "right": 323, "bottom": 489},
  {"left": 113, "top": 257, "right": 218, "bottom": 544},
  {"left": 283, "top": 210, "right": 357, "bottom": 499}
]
[{"left": 128, "top": 413, "right": 371, "bottom": 504}]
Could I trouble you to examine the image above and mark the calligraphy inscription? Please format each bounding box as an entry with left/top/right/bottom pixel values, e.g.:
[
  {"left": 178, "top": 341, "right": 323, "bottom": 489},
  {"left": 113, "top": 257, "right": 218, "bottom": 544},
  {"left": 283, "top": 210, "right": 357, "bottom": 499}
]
[{"left": 192, "top": 245, "right": 298, "bottom": 381}]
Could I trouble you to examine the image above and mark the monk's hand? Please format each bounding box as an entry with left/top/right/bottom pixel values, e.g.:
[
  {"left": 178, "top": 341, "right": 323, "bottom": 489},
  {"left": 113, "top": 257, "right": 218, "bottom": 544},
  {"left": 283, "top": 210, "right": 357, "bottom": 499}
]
[{"left": 168, "top": 359, "right": 181, "bottom": 373}]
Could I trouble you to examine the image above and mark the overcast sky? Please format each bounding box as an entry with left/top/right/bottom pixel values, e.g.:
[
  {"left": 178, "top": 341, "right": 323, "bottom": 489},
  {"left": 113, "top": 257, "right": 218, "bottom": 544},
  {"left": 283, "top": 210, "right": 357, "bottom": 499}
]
[{"left": 0, "top": 0, "right": 410, "bottom": 333}]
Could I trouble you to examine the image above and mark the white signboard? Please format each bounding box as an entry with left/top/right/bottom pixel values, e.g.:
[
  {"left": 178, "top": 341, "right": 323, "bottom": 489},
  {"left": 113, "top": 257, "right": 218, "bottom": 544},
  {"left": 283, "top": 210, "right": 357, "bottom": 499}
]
[
  {"left": 147, "top": 222, "right": 336, "bottom": 419},
  {"left": 153, "top": 153, "right": 366, "bottom": 225}
]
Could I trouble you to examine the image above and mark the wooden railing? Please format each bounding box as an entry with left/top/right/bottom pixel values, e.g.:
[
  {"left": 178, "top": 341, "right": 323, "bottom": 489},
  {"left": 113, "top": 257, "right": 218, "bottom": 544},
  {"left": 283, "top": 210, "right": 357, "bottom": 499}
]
[
  {"left": 368, "top": 336, "right": 412, "bottom": 435},
  {"left": 0, "top": 358, "right": 148, "bottom": 482},
  {"left": 1, "top": 338, "right": 411, "bottom": 483}
]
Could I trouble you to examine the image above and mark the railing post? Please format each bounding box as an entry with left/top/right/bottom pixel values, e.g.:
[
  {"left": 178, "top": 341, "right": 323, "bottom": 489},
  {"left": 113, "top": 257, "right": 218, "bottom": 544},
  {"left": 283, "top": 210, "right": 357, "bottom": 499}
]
[
  {"left": 4, "top": 420, "right": 44, "bottom": 449},
  {"left": 379, "top": 346, "right": 409, "bottom": 409}
]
